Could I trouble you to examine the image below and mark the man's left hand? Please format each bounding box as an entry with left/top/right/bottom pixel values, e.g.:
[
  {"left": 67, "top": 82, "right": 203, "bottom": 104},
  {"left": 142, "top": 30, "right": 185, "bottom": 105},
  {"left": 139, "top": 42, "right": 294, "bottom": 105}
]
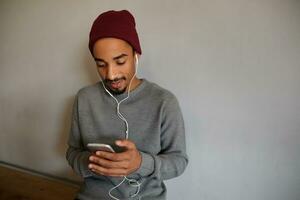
[{"left": 88, "top": 139, "right": 142, "bottom": 177}]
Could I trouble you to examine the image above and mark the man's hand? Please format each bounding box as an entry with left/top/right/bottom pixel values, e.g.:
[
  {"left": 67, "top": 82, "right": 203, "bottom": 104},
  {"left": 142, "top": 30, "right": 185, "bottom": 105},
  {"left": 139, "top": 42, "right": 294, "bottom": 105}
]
[{"left": 88, "top": 140, "right": 142, "bottom": 177}]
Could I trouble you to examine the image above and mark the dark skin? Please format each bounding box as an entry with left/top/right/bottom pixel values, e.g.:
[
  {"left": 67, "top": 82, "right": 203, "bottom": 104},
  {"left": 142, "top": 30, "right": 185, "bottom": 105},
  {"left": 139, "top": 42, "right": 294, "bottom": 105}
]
[{"left": 88, "top": 38, "right": 142, "bottom": 177}]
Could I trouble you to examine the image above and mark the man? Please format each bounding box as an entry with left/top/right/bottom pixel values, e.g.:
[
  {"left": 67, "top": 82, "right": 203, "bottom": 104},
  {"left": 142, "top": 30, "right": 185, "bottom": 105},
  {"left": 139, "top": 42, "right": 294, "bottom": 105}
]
[{"left": 66, "top": 10, "right": 188, "bottom": 200}]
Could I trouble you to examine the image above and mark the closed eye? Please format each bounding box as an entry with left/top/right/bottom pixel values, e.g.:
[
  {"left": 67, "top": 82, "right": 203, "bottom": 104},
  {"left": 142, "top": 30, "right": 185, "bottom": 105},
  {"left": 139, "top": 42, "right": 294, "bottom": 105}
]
[
  {"left": 116, "top": 61, "right": 126, "bottom": 65},
  {"left": 96, "top": 63, "right": 105, "bottom": 67}
]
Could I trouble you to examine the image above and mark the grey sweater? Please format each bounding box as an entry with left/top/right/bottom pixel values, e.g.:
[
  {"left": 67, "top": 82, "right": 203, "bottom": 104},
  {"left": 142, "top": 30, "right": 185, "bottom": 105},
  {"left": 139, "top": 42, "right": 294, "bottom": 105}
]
[{"left": 66, "top": 79, "right": 188, "bottom": 200}]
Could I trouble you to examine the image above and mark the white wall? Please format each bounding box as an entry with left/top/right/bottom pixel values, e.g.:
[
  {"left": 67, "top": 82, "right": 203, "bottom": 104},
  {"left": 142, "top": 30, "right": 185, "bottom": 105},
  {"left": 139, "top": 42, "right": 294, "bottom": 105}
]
[{"left": 1, "top": 0, "right": 300, "bottom": 199}]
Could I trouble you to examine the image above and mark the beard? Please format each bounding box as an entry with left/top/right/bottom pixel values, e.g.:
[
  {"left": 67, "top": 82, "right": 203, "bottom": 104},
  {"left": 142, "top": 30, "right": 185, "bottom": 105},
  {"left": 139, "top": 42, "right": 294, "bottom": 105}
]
[
  {"left": 104, "top": 77, "right": 127, "bottom": 95},
  {"left": 107, "top": 87, "right": 126, "bottom": 95}
]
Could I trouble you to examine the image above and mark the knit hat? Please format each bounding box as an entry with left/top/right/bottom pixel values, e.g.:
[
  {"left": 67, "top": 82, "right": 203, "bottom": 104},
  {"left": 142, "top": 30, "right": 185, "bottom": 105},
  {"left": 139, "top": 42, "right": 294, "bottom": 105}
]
[{"left": 89, "top": 10, "right": 142, "bottom": 56}]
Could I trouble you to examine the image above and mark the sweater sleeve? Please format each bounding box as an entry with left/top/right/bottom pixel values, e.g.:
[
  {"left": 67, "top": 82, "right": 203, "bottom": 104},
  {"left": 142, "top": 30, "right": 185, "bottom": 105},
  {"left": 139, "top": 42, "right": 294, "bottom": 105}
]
[
  {"left": 66, "top": 94, "right": 93, "bottom": 178},
  {"left": 134, "top": 95, "right": 189, "bottom": 180}
]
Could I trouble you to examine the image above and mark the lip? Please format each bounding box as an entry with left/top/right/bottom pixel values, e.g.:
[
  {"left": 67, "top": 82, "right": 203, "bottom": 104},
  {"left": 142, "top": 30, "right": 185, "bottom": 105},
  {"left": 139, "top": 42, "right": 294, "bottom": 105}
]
[{"left": 110, "top": 80, "right": 122, "bottom": 89}]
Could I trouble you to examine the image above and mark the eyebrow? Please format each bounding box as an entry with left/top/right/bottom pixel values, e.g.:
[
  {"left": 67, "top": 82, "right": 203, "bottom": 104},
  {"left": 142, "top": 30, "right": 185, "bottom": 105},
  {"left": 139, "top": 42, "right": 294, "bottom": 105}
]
[{"left": 94, "top": 53, "right": 128, "bottom": 62}]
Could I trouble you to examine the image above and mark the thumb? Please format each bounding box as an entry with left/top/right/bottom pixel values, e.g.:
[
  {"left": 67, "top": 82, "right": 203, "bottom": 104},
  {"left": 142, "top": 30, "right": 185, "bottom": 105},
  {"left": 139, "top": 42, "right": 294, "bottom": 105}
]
[{"left": 115, "top": 139, "right": 135, "bottom": 150}]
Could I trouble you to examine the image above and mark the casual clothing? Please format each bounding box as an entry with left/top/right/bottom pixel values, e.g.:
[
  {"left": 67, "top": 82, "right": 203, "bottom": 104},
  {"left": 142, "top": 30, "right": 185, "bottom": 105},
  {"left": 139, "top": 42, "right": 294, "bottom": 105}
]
[{"left": 66, "top": 79, "right": 188, "bottom": 200}]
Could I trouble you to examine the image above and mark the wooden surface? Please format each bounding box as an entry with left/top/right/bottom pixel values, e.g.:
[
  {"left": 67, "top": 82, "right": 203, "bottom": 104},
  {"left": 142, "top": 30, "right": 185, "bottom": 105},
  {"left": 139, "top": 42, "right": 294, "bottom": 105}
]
[{"left": 0, "top": 165, "right": 79, "bottom": 200}]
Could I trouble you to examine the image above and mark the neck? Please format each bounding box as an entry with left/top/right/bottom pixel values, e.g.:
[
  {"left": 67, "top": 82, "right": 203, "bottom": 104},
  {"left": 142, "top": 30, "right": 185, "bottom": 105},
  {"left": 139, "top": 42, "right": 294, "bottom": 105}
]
[{"left": 128, "top": 77, "right": 142, "bottom": 92}]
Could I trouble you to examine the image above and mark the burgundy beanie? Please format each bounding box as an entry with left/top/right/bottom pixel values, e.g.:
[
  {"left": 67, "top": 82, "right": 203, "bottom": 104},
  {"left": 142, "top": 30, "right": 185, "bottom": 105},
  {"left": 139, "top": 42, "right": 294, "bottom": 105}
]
[{"left": 89, "top": 10, "right": 142, "bottom": 56}]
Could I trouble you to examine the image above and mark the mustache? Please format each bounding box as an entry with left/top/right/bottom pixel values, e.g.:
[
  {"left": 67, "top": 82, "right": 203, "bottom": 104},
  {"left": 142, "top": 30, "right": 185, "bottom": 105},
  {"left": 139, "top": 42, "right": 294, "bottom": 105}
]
[{"left": 104, "top": 77, "right": 126, "bottom": 84}]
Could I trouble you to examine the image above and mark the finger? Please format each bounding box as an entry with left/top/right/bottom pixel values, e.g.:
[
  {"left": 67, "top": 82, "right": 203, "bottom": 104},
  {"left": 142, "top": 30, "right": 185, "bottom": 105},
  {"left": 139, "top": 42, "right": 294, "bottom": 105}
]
[
  {"left": 89, "top": 163, "right": 127, "bottom": 177},
  {"left": 116, "top": 139, "right": 136, "bottom": 150},
  {"left": 95, "top": 151, "right": 130, "bottom": 161},
  {"left": 89, "top": 156, "right": 128, "bottom": 169}
]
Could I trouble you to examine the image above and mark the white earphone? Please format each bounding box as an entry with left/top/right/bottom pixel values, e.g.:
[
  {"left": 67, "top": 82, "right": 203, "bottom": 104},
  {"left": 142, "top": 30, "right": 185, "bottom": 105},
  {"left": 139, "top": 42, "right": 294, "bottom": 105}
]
[{"left": 97, "top": 53, "right": 142, "bottom": 200}]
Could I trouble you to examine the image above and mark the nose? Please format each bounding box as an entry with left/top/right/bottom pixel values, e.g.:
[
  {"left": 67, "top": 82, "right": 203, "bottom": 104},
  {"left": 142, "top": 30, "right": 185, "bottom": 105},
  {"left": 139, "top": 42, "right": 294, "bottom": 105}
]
[{"left": 106, "top": 65, "right": 116, "bottom": 80}]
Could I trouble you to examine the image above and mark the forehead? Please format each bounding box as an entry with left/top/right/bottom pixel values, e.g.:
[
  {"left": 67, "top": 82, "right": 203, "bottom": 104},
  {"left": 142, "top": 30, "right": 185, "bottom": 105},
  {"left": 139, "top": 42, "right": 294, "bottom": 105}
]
[{"left": 93, "top": 37, "right": 133, "bottom": 58}]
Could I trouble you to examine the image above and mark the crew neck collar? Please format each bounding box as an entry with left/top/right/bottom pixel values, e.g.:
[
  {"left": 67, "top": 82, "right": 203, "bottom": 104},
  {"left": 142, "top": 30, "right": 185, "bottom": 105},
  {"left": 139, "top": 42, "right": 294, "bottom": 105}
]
[{"left": 99, "top": 79, "right": 148, "bottom": 101}]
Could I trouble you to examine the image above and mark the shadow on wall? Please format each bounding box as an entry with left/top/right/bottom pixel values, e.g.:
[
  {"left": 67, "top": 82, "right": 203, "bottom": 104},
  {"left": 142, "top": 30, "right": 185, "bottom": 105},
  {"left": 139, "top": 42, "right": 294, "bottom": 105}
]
[
  {"left": 55, "top": 42, "right": 98, "bottom": 181},
  {"left": 55, "top": 95, "right": 79, "bottom": 180}
]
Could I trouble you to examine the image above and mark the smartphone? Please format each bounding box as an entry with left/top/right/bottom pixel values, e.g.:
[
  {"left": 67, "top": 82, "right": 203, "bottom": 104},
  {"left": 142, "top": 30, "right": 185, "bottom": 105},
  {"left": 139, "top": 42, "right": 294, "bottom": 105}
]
[{"left": 87, "top": 143, "right": 115, "bottom": 153}]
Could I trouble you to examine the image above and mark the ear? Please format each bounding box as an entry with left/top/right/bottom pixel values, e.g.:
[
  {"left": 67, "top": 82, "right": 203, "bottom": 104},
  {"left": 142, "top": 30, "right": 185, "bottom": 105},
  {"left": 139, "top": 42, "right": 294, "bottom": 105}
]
[{"left": 134, "top": 53, "right": 140, "bottom": 63}]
